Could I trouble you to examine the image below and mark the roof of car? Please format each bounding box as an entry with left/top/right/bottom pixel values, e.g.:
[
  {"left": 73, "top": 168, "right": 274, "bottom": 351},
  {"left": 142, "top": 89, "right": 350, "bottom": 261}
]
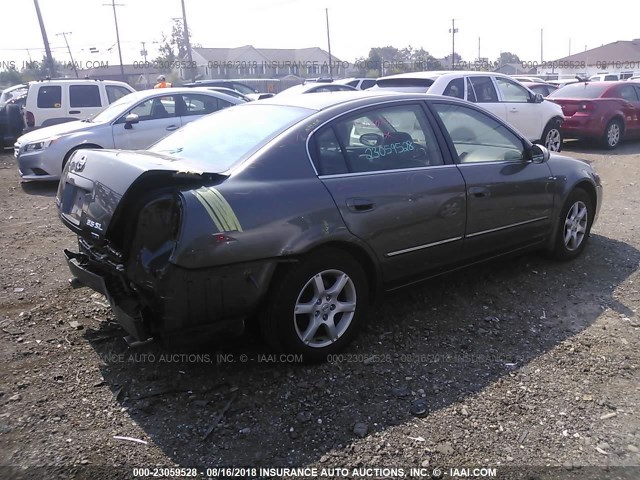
[
  {"left": 257, "top": 90, "right": 445, "bottom": 111},
  {"left": 377, "top": 70, "right": 512, "bottom": 81},
  {"left": 114, "top": 87, "right": 244, "bottom": 103}
]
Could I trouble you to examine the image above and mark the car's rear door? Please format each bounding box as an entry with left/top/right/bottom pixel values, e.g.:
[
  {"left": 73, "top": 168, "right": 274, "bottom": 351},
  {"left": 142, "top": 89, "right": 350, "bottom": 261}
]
[
  {"left": 310, "top": 101, "right": 467, "bottom": 284},
  {"left": 177, "top": 93, "right": 234, "bottom": 126},
  {"left": 494, "top": 76, "right": 542, "bottom": 140},
  {"left": 68, "top": 84, "right": 104, "bottom": 120},
  {"left": 430, "top": 101, "right": 555, "bottom": 256},
  {"left": 466, "top": 76, "right": 507, "bottom": 121},
  {"left": 112, "top": 94, "right": 182, "bottom": 150}
]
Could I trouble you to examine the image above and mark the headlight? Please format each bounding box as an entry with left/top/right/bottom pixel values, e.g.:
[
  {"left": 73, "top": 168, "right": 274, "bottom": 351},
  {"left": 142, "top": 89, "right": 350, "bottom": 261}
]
[{"left": 24, "top": 137, "right": 59, "bottom": 152}]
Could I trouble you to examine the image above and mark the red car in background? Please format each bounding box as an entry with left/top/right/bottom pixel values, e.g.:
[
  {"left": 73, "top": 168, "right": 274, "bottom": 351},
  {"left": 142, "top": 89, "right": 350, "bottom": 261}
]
[{"left": 548, "top": 81, "right": 640, "bottom": 149}]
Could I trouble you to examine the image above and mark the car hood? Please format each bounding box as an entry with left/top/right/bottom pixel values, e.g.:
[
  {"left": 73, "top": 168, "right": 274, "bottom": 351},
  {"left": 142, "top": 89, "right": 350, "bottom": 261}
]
[
  {"left": 18, "top": 120, "right": 101, "bottom": 143},
  {"left": 57, "top": 149, "right": 225, "bottom": 241}
]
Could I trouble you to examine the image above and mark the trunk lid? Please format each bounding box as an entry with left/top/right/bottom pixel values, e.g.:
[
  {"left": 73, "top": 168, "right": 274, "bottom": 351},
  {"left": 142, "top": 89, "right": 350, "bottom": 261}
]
[{"left": 56, "top": 149, "right": 225, "bottom": 242}]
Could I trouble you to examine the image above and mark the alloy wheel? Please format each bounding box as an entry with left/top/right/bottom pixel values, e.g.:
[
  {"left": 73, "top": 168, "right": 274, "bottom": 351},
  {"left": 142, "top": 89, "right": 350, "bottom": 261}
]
[
  {"left": 545, "top": 128, "right": 562, "bottom": 152},
  {"left": 293, "top": 269, "right": 357, "bottom": 348},
  {"left": 563, "top": 200, "right": 588, "bottom": 251}
]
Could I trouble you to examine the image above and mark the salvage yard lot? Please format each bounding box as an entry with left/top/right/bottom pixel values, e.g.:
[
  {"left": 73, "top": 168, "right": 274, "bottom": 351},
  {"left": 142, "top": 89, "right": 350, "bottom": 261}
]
[{"left": 0, "top": 143, "right": 639, "bottom": 477}]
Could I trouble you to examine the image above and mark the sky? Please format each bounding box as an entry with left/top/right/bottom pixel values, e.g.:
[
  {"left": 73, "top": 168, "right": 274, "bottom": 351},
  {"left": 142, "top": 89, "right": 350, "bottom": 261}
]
[{"left": 1, "top": 0, "right": 638, "bottom": 71}]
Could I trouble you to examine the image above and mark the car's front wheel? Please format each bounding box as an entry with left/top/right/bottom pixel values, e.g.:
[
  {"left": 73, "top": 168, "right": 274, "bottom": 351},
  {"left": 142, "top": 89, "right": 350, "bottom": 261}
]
[
  {"left": 260, "top": 248, "right": 369, "bottom": 362},
  {"left": 551, "top": 188, "right": 594, "bottom": 260},
  {"left": 541, "top": 119, "right": 563, "bottom": 152}
]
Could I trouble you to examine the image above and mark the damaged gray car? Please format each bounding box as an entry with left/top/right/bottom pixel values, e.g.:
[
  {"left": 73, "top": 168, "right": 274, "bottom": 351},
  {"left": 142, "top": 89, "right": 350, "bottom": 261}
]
[{"left": 57, "top": 91, "right": 602, "bottom": 361}]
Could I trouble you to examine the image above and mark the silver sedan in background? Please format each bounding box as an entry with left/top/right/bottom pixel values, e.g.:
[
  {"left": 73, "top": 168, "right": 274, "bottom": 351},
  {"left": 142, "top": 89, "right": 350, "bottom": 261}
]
[{"left": 14, "top": 87, "right": 242, "bottom": 181}]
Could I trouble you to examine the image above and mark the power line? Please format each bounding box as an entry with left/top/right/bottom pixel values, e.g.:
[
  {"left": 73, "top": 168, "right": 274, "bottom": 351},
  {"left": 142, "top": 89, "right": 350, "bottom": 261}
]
[{"left": 56, "top": 32, "right": 79, "bottom": 78}]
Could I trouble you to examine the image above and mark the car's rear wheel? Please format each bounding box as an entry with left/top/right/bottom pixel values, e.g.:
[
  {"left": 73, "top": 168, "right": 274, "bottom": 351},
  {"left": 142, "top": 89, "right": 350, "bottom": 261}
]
[
  {"left": 551, "top": 188, "right": 593, "bottom": 260},
  {"left": 602, "top": 119, "right": 622, "bottom": 149},
  {"left": 260, "top": 248, "right": 369, "bottom": 362},
  {"left": 541, "top": 119, "right": 563, "bottom": 152}
]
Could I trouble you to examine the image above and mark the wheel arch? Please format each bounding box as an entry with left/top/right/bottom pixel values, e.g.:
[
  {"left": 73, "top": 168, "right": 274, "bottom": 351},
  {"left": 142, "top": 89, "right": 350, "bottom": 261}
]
[{"left": 62, "top": 143, "right": 103, "bottom": 169}]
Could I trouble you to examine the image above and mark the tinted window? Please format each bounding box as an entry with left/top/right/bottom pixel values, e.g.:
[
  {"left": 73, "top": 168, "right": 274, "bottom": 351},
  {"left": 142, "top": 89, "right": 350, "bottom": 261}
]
[
  {"left": 361, "top": 79, "right": 376, "bottom": 90},
  {"left": 443, "top": 78, "right": 464, "bottom": 99},
  {"left": 150, "top": 104, "right": 313, "bottom": 172},
  {"left": 466, "top": 78, "right": 477, "bottom": 102},
  {"left": 70, "top": 85, "right": 101, "bottom": 108},
  {"left": 375, "top": 77, "right": 435, "bottom": 90},
  {"left": 495, "top": 77, "right": 531, "bottom": 102},
  {"left": 37, "top": 85, "right": 61, "bottom": 108},
  {"left": 129, "top": 95, "right": 177, "bottom": 121},
  {"left": 604, "top": 75, "right": 618, "bottom": 81},
  {"left": 315, "top": 104, "right": 443, "bottom": 173},
  {"left": 180, "top": 94, "right": 231, "bottom": 116},
  {"left": 346, "top": 80, "right": 359, "bottom": 87},
  {"left": 549, "top": 83, "right": 609, "bottom": 99},
  {"left": 231, "top": 83, "right": 255, "bottom": 94},
  {"left": 617, "top": 86, "right": 639, "bottom": 101},
  {"left": 468, "top": 76, "right": 498, "bottom": 103},
  {"left": 433, "top": 103, "right": 524, "bottom": 163},
  {"left": 313, "top": 128, "right": 349, "bottom": 175},
  {"left": 106, "top": 85, "right": 132, "bottom": 104}
]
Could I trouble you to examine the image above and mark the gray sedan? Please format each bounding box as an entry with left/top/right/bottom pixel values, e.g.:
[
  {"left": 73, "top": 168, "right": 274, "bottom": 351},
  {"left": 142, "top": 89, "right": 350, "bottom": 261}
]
[
  {"left": 15, "top": 87, "right": 242, "bottom": 181},
  {"left": 57, "top": 92, "right": 602, "bottom": 362}
]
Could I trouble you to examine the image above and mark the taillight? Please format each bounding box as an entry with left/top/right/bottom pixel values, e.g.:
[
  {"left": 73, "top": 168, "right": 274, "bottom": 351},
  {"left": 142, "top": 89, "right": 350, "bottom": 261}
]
[
  {"left": 25, "top": 111, "right": 35, "bottom": 128},
  {"left": 578, "top": 102, "right": 595, "bottom": 112}
]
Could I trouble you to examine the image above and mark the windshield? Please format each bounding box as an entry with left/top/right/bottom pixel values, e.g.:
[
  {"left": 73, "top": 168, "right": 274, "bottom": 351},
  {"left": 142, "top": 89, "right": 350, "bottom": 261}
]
[
  {"left": 150, "top": 104, "right": 313, "bottom": 172},
  {"left": 549, "top": 83, "right": 609, "bottom": 99},
  {"left": 89, "top": 91, "right": 139, "bottom": 123}
]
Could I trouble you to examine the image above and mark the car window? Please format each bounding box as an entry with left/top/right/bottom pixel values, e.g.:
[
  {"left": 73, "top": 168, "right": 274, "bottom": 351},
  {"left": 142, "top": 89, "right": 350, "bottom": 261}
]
[
  {"left": 231, "top": 83, "right": 255, "bottom": 94},
  {"left": 150, "top": 104, "right": 313, "bottom": 172},
  {"left": 106, "top": 85, "right": 132, "bottom": 104},
  {"left": 37, "top": 85, "right": 61, "bottom": 108},
  {"left": 443, "top": 78, "right": 464, "bottom": 99},
  {"left": 312, "top": 128, "right": 349, "bottom": 175},
  {"left": 617, "top": 85, "right": 639, "bottom": 101},
  {"left": 361, "top": 79, "right": 376, "bottom": 90},
  {"left": 604, "top": 75, "right": 618, "bottom": 81},
  {"left": 468, "top": 76, "right": 498, "bottom": 103},
  {"left": 180, "top": 94, "right": 231, "bottom": 116},
  {"left": 495, "top": 77, "right": 531, "bottom": 102},
  {"left": 433, "top": 103, "right": 525, "bottom": 163},
  {"left": 314, "top": 104, "right": 443, "bottom": 174},
  {"left": 70, "top": 85, "right": 102, "bottom": 108},
  {"left": 129, "top": 95, "right": 177, "bottom": 121},
  {"left": 466, "top": 78, "right": 477, "bottom": 102},
  {"left": 346, "top": 80, "right": 359, "bottom": 88}
]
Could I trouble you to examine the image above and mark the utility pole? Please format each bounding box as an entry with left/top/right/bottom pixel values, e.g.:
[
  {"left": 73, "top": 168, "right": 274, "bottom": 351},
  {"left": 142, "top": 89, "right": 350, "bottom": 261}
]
[
  {"left": 569, "top": 38, "right": 571, "bottom": 56},
  {"left": 33, "top": 0, "right": 56, "bottom": 77},
  {"left": 540, "top": 28, "right": 543, "bottom": 63},
  {"left": 449, "top": 19, "right": 458, "bottom": 69},
  {"left": 140, "top": 42, "right": 149, "bottom": 87},
  {"left": 180, "top": 0, "right": 196, "bottom": 82},
  {"left": 325, "top": 8, "right": 333, "bottom": 79},
  {"left": 103, "top": 0, "right": 126, "bottom": 82},
  {"left": 57, "top": 32, "right": 78, "bottom": 78}
]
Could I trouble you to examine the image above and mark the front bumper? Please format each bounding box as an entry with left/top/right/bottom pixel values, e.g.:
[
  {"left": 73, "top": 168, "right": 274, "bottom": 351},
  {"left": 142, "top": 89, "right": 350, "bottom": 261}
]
[{"left": 15, "top": 141, "right": 63, "bottom": 181}]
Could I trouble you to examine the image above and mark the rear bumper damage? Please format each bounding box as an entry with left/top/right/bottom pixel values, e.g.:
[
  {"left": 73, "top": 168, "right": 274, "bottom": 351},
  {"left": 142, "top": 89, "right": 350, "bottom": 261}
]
[{"left": 64, "top": 246, "right": 276, "bottom": 343}]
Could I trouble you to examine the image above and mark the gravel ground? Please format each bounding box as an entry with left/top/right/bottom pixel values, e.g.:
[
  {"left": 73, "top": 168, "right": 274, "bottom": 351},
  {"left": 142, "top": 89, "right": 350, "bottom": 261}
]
[{"left": 0, "top": 141, "right": 639, "bottom": 480}]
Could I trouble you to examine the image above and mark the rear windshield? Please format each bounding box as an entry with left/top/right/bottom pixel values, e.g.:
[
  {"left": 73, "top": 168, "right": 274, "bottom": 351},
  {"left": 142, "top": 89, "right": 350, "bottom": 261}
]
[
  {"left": 149, "top": 104, "right": 313, "bottom": 172},
  {"left": 375, "top": 78, "right": 435, "bottom": 90},
  {"left": 549, "top": 83, "right": 609, "bottom": 99}
]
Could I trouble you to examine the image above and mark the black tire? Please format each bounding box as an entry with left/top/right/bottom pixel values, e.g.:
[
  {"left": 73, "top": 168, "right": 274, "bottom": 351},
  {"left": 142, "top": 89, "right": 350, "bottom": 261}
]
[
  {"left": 602, "top": 119, "right": 623, "bottom": 149},
  {"left": 551, "top": 188, "right": 594, "bottom": 261},
  {"left": 260, "top": 248, "right": 369, "bottom": 363},
  {"left": 541, "top": 119, "right": 563, "bottom": 152},
  {"left": 5, "top": 104, "right": 24, "bottom": 137}
]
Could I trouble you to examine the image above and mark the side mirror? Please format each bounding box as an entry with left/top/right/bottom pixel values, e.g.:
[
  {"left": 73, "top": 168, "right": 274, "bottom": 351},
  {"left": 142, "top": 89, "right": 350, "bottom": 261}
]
[
  {"left": 530, "top": 144, "right": 550, "bottom": 163},
  {"left": 360, "top": 133, "right": 383, "bottom": 147},
  {"left": 534, "top": 93, "right": 544, "bottom": 103},
  {"left": 124, "top": 113, "right": 139, "bottom": 130}
]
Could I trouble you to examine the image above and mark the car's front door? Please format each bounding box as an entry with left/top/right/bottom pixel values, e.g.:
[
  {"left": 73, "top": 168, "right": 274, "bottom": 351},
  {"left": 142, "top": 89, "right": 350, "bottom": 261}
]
[
  {"left": 430, "top": 101, "right": 555, "bottom": 256},
  {"left": 612, "top": 84, "right": 640, "bottom": 136},
  {"left": 310, "top": 102, "right": 467, "bottom": 284},
  {"left": 112, "top": 94, "right": 182, "bottom": 150},
  {"left": 494, "top": 76, "right": 542, "bottom": 140}
]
